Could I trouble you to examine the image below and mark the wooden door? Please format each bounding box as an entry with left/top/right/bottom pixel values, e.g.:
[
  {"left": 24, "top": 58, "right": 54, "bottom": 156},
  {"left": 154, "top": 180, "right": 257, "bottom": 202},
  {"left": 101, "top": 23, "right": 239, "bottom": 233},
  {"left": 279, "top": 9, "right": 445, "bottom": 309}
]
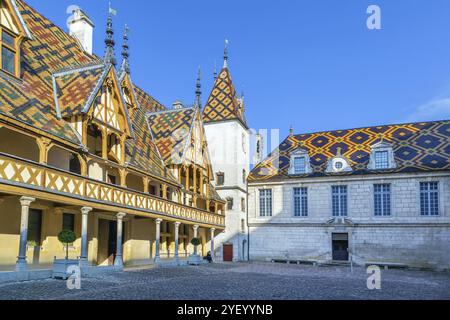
[{"left": 223, "top": 244, "right": 233, "bottom": 262}]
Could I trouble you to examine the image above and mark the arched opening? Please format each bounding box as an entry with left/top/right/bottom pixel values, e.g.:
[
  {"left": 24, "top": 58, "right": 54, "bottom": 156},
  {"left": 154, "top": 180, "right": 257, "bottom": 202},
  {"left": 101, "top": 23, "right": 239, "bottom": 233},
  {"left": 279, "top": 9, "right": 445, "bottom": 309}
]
[
  {"left": 107, "top": 132, "right": 122, "bottom": 164},
  {"left": 148, "top": 181, "right": 160, "bottom": 196},
  {"left": 47, "top": 145, "right": 81, "bottom": 174},
  {"left": 0, "top": 127, "right": 39, "bottom": 162},
  {"left": 86, "top": 124, "right": 102, "bottom": 157}
]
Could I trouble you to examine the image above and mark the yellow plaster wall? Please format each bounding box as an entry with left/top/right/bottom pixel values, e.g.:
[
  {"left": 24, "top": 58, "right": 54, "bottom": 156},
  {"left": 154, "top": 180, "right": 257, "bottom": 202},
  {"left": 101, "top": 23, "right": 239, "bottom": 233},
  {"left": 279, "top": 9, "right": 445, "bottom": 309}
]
[{"left": 0, "top": 198, "right": 20, "bottom": 268}]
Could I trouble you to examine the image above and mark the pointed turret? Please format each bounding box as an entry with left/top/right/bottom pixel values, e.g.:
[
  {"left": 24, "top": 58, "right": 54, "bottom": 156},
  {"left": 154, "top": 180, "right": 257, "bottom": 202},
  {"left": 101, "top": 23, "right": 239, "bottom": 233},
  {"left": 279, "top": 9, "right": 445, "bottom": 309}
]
[{"left": 202, "top": 40, "right": 248, "bottom": 129}]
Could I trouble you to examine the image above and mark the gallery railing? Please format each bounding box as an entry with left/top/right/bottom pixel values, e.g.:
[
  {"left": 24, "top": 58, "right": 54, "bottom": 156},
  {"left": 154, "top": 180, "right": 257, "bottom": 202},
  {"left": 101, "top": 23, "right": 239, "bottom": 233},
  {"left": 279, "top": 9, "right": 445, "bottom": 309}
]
[{"left": 0, "top": 152, "right": 225, "bottom": 228}]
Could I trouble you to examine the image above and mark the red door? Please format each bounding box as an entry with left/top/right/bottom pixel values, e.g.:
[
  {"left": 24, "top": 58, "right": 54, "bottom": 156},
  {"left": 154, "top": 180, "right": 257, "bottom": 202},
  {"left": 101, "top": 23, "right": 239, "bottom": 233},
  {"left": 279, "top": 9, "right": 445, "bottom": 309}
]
[{"left": 223, "top": 244, "right": 233, "bottom": 262}]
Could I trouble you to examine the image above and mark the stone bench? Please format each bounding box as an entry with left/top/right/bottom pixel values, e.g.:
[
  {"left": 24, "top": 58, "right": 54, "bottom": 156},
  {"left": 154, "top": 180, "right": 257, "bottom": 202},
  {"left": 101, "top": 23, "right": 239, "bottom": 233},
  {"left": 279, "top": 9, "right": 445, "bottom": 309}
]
[{"left": 365, "top": 262, "right": 408, "bottom": 270}]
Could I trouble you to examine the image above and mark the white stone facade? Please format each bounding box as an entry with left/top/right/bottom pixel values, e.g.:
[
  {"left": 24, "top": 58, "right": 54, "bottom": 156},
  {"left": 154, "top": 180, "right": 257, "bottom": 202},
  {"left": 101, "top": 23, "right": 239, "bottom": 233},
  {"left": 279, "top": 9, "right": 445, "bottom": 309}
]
[
  {"left": 204, "top": 120, "right": 250, "bottom": 261},
  {"left": 248, "top": 171, "right": 450, "bottom": 269}
]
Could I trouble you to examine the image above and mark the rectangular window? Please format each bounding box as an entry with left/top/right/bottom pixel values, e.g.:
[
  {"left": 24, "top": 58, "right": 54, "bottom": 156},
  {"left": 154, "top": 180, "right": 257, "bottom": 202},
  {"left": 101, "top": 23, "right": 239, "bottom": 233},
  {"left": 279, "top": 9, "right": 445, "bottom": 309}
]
[
  {"left": 375, "top": 151, "right": 389, "bottom": 169},
  {"left": 2, "top": 46, "right": 15, "bottom": 74},
  {"left": 216, "top": 172, "right": 225, "bottom": 186},
  {"left": 374, "top": 184, "right": 391, "bottom": 216},
  {"left": 27, "top": 209, "right": 42, "bottom": 246},
  {"left": 420, "top": 182, "right": 439, "bottom": 216},
  {"left": 293, "top": 187, "right": 308, "bottom": 217},
  {"left": 293, "top": 157, "right": 306, "bottom": 174},
  {"left": 332, "top": 186, "right": 347, "bottom": 217},
  {"left": 2, "top": 31, "right": 15, "bottom": 47},
  {"left": 62, "top": 213, "right": 75, "bottom": 232},
  {"left": 259, "top": 189, "right": 272, "bottom": 217},
  {"left": 226, "top": 197, "right": 234, "bottom": 210},
  {"left": 241, "top": 198, "right": 246, "bottom": 212}
]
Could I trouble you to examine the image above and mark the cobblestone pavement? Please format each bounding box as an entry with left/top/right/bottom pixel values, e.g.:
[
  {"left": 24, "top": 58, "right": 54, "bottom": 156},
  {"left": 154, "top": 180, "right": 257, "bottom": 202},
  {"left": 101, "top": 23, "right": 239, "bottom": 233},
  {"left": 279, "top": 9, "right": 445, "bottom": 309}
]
[{"left": 0, "top": 262, "right": 449, "bottom": 300}]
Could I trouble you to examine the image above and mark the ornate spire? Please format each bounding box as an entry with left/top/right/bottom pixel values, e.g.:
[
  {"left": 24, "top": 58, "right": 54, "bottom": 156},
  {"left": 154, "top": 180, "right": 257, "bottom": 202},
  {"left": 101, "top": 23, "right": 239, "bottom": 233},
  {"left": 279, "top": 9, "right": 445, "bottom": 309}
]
[
  {"left": 121, "top": 24, "right": 130, "bottom": 74},
  {"left": 223, "top": 39, "right": 229, "bottom": 68},
  {"left": 104, "top": 3, "right": 116, "bottom": 66},
  {"left": 290, "top": 125, "right": 294, "bottom": 136},
  {"left": 195, "top": 67, "right": 202, "bottom": 108}
]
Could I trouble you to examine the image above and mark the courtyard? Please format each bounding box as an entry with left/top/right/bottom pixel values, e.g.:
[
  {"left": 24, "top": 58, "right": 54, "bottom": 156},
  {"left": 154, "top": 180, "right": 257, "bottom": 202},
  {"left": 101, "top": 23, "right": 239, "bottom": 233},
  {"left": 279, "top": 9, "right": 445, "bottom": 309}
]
[{"left": 0, "top": 262, "right": 449, "bottom": 300}]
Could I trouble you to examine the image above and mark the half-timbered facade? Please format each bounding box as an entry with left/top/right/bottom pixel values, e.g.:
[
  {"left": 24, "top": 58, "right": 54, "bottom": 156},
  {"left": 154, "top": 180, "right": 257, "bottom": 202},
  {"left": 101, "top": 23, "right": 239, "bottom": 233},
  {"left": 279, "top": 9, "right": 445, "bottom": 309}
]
[{"left": 0, "top": 0, "right": 225, "bottom": 275}]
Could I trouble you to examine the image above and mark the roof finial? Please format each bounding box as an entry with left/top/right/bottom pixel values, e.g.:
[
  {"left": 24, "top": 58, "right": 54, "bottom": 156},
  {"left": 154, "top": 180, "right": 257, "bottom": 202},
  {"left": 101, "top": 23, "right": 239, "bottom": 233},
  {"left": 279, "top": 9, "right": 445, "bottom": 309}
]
[
  {"left": 104, "top": 2, "right": 117, "bottom": 66},
  {"left": 195, "top": 67, "right": 202, "bottom": 108},
  {"left": 121, "top": 24, "right": 130, "bottom": 74},
  {"left": 223, "top": 39, "right": 229, "bottom": 68},
  {"left": 213, "top": 61, "right": 218, "bottom": 81},
  {"left": 290, "top": 125, "right": 294, "bottom": 136}
]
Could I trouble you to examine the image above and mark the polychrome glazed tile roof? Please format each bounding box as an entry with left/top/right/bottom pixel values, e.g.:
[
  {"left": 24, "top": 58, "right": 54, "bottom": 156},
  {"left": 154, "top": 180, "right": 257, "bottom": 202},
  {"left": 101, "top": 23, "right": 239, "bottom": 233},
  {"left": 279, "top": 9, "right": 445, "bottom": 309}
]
[
  {"left": 249, "top": 120, "right": 450, "bottom": 182},
  {"left": 0, "top": 0, "right": 96, "bottom": 144},
  {"left": 203, "top": 67, "right": 247, "bottom": 128},
  {"left": 147, "top": 108, "right": 197, "bottom": 165},
  {"left": 53, "top": 64, "right": 106, "bottom": 118},
  {"left": 0, "top": 0, "right": 177, "bottom": 183}
]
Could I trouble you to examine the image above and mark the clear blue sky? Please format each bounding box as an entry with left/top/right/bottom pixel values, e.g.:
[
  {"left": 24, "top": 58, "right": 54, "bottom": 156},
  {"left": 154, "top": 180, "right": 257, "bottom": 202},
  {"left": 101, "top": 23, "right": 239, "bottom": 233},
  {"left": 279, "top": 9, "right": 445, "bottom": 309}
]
[{"left": 27, "top": 0, "right": 450, "bottom": 141}]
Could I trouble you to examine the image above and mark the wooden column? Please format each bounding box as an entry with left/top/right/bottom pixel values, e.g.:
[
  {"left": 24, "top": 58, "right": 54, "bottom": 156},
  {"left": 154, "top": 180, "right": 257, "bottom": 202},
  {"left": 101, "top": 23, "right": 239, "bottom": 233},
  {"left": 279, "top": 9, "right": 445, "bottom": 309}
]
[
  {"left": 143, "top": 177, "right": 149, "bottom": 193},
  {"left": 102, "top": 129, "right": 108, "bottom": 160},
  {"left": 36, "top": 137, "right": 51, "bottom": 164}
]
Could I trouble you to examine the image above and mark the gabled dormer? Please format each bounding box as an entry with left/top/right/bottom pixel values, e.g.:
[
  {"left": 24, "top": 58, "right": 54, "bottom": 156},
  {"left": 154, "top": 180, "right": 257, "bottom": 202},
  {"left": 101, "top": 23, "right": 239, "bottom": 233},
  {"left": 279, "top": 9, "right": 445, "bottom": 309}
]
[
  {"left": 0, "top": 0, "right": 32, "bottom": 78},
  {"left": 288, "top": 148, "right": 312, "bottom": 175},
  {"left": 368, "top": 139, "right": 397, "bottom": 170},
  {"left": 86, "top": 66, "right": 133, "bottom": 164}
]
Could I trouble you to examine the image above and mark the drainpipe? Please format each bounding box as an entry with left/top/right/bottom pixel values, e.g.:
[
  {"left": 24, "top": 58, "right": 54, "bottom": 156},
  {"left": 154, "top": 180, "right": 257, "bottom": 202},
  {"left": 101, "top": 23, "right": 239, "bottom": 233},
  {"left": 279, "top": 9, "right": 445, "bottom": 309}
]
[{"left": 246, "top": 182, "right": 250, "bottom": 261}]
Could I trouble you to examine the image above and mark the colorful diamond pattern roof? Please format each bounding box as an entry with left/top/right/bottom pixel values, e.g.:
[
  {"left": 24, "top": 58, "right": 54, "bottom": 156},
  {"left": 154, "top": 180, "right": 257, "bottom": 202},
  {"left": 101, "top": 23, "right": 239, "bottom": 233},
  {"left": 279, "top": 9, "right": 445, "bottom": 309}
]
[
  {"left": 249, "top": 120, "right": 450, "bottom": 182},
  {"left": 147, "top": 108, "right": 197, "bottom": 165},
  {"left": 203, "top": 67, "right": 246, "bottom": 127}
]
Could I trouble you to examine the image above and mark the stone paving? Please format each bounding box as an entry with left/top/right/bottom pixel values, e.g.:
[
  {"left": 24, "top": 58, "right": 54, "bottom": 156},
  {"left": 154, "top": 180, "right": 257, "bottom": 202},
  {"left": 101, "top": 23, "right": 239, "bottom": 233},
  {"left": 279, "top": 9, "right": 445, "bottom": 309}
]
[{"left": 0, "top": 262, "right": 449, "bottom": 300}]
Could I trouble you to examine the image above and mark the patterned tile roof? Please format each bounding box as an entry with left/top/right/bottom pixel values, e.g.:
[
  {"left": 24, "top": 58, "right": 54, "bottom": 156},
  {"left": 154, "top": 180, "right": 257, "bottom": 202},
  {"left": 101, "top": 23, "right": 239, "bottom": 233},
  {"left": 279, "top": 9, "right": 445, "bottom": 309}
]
[
  {"left": 147, "top": 108, "right": 197, "bottom": 165},
  {"left": 203, "top": 67, "right": 247, "bottom": 128},
  {"left": 0, "top": 0, "right": 96, "bottom": 144},
  {"left": 53, "top": 64, "right": 106, "bottom": 118},
  {"left": 125, "top": 97, "right": 170, "bottom": 180},
  {"left": 249, "top": 120, "right": 450, "bottom": 182},
  {"left": 1, "top": 1, "right": 177, "bottom": 184}
]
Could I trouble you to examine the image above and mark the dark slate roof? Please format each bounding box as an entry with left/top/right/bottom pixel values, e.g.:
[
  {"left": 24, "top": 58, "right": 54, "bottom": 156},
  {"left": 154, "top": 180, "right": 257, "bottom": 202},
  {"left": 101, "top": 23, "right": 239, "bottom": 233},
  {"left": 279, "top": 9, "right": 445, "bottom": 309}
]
[{"left": 249, "top": 120, "right": 450, "bottom": 182}]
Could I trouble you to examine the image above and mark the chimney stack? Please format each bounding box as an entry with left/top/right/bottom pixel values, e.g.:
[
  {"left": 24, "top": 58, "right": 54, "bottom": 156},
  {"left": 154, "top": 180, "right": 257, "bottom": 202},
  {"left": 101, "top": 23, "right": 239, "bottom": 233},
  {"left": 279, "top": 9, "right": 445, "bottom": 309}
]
[{"left": 69, "top": 8, "right": 94, "bottom": 55}]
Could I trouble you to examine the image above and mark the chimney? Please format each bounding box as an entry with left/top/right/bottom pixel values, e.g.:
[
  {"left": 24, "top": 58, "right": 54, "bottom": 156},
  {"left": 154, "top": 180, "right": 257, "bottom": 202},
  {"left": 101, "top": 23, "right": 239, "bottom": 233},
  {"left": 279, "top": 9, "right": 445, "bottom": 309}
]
[
  {"left": 69, "top": 8, "right": 94, "bottom": 55},
  {"left": 172, "top": 100, "right": 184, "bottom": 110}
]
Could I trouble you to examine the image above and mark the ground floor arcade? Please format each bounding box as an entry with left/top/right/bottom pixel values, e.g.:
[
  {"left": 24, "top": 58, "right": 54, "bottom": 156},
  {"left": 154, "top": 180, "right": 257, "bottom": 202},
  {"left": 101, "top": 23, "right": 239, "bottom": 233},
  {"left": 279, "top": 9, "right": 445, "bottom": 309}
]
[{"left": 0, "top": 195, "right": 219, "bottom": 272}]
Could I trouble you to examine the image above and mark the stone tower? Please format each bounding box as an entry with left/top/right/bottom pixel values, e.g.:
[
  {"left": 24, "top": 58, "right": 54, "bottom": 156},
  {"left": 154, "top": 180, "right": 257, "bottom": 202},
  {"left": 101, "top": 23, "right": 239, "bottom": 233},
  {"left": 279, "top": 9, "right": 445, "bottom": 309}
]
[{"left": 202, "top": 41, "right": 250, "bottom": 261}]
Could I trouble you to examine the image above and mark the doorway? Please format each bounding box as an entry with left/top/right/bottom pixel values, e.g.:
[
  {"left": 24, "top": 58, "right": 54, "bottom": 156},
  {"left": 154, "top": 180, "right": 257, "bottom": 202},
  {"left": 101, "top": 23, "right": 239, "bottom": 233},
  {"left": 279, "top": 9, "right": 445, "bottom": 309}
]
[
  {"left": 98, "top": 219, "right": 126, "bottom": 266},
  {"left": 332, "top": 233, "right": 349, "bottom": 261},
  {"left": 223, "top": 244, "right": 233, "bottom": 262}
]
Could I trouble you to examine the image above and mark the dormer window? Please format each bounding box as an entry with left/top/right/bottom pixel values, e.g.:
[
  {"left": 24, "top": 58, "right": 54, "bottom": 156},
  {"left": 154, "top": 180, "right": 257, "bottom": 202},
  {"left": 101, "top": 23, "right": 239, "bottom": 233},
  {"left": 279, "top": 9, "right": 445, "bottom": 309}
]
[
  {"left": 374, "top": 150, "right": 389, "bottom": 169},
  {"left": 326, "top": 147, "right": 353, "bottom": 173},
  {"left": 289, "top": 148, "right": 311, "bottom": 175},
  {"left": 0, "top": 0, "right": 28, "bottom": 78},
  {"left": 368, "top": 140, "right": 397, "bottom": 170},
  {"left": 326, "top": 157, "right": 352, "bottom": 173}
]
